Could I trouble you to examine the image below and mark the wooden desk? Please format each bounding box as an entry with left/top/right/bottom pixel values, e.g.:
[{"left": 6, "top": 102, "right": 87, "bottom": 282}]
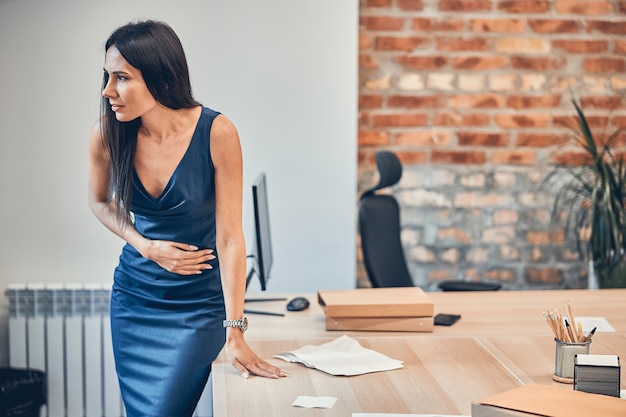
[{"left": 213, "top": 289, "right": 626, "bottom": 416}]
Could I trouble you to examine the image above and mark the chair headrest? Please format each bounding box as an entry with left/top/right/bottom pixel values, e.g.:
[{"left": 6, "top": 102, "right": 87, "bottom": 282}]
[{"left": 362, "top": 151, "right": 403, "bottom": 197}]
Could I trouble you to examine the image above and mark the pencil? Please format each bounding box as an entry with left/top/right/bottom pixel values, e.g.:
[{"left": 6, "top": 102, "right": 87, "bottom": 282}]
[
  {"left": 565, "top": 319, "right": 575, "bottom": 343},
  {"left": 566, "top": 301, "right": 579, "bottom": 341},
  {"left": 582, "top": 326, "right": 597, "bottom": 342}
]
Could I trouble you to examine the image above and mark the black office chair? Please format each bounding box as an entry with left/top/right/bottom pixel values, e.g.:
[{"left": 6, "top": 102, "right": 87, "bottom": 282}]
[
  {"left": 359, "top": 151, "right": 502, "bottom": 291},
  {"left": 359, "top": 151, "right": 414, "bottom": 288}
]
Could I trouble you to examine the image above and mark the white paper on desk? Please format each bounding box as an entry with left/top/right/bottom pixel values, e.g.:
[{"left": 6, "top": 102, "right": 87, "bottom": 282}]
[
  {"left": 292, "top": 396, "right": 337, "bottom": 408},
  {"left": 274, "top": 335, "right": 404, "bottom": 376},
  {"left": 576, "top": 316, "right": 616, "bottom": 333},
  {"left": 352, "top": 414, "right": 470, "bottom": 417}
]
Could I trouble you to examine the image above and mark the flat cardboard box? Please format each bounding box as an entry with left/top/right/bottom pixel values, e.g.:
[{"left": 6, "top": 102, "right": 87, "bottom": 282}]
[
  {"left": 317, "top": 287, "right": 434, "bottom": 318},
  {"left": 472, "top": 383, "right": 626, "bottom": 417},
  {"left": 325, "top": 315, "right": 434, "bottom": 332}
]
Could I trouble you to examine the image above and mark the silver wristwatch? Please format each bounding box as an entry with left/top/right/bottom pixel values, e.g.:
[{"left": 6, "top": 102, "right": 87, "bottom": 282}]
[{"left": 223, "top": 316, "right": 248, "bottom": 332}]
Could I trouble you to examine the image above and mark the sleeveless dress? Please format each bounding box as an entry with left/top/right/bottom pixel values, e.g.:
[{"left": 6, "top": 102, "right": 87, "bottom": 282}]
[{"left": 110, "top": 107, "right": 227, "bottom": 417}]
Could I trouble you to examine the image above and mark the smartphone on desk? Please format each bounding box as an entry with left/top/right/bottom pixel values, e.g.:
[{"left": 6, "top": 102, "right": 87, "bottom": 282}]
[{"left": 434, "top": 313, "right": 461, "bottom": 326}]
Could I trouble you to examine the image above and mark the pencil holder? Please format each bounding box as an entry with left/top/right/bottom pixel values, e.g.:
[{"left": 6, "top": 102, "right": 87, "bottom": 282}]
[{"left": 553, "top": 338, "right": 591, "bottom": 383}]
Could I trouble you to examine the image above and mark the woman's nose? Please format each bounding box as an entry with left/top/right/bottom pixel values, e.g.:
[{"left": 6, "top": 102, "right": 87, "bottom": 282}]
[{"left": 102, "top": 80, "right": 115, "bottom": 98}]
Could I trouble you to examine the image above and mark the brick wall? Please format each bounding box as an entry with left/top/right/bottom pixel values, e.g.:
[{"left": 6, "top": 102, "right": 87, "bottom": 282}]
[{"left": 357, "top": 0, "right": 626, "bottom": 289}]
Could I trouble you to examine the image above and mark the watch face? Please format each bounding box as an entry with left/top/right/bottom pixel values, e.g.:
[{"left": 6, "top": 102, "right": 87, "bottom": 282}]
[{"left": 241, "top": 316, "right": 249, "bottom": 332}]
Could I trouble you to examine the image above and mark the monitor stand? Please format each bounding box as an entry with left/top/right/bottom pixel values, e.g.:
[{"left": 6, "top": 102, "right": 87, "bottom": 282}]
[{"left": 244, "top": 298, "right": 287, "bottom": 317}]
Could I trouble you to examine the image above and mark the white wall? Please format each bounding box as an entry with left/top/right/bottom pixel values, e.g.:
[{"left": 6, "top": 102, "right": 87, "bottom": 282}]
[{"left": 0, "top": 0, "right": 358, "bottom": 365}]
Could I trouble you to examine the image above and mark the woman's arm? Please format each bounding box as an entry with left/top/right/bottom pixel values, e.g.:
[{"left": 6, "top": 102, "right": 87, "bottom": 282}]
[
  {"left": 87, "top": 120, "right": 214, "bottom": 275},
  {"left": 211, "top": 114, "right": 287, "bottom": 379}
]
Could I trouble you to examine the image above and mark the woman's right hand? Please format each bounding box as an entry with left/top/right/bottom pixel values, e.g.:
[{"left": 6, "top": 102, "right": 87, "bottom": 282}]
[{"left": 141, "top": 240, "right": 215, "bottom": 275}]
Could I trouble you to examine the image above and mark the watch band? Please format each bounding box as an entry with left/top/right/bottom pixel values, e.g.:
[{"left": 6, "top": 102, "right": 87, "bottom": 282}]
[{"left": 223, "top": 316, "right": 248, "bottom": 332}]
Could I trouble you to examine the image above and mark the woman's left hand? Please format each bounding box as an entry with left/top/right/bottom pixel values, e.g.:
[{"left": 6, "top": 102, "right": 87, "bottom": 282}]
[{"left": 224, "top": 331, "right": 289, "bottom": 379}]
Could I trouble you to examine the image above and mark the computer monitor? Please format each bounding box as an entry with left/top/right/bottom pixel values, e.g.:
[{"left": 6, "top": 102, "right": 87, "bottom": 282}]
[{"left": 246, "top": 172, "right": 273, "bottom": 291}]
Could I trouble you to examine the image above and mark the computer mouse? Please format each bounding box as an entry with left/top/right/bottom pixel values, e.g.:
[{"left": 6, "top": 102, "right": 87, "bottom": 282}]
[{"left": 286, "top": 296, "right": 310, "bottom": 312}]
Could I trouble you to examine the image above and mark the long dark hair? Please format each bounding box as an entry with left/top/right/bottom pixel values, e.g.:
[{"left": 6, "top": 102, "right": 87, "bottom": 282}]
[{"left": 100, "top": 20, "right": 200, "bottom": 227}]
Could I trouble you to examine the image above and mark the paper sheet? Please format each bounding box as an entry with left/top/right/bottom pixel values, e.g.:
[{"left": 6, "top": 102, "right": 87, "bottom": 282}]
[
  {"left": 292, "top": 396, "right": 337, "bottom": 408},
  {"left": 274, "top": 335, "right": 404, "bottom": 376},
  {"left": 576, "top": 316, "right": 616, "bottom": 332},
  {"left": 352, "top": 414, "right": 469, "bottom": 417}
]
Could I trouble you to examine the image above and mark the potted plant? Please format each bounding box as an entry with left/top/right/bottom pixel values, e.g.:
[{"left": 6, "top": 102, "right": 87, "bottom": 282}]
[{"left": 544, "top": 99, "right": 626, "bottom": 288}]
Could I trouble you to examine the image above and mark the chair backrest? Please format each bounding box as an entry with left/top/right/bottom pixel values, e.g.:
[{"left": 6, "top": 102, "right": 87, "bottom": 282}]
[{"left": 359, "top": 151, "right": 414, "bottom": 288}]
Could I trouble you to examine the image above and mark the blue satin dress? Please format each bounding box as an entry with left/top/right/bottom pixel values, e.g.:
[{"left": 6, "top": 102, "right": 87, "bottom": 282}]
[{"left": 110, "top": 107, "right": 227, "bottom": 417}]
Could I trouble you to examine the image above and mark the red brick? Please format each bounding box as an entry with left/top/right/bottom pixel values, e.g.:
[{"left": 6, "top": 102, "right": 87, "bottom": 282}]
[
  {"left": 516, "top": 132, "right": 569, "bottom": 147},
  {"left": 611, "top": 115, "right": 626, "bottom": 128},
  {"left": 587, "top": 20, "right": 626, "bottom": 35},
  {"left": 359, "top": 34, "right": 373, "bottom": 50},
  {"left": 359, "top": 94, "right": 384, "bottom": 108},
  {"left": 372, "top": 113, "right": 429, "bottom": 127},
  {"left": 580, "top": 96, "right": 622, "bottom": 110},
  {"left": 556, "top": 0, "right": 615, "bottom": 15},
  {"left": 615, "top": 39, "right": 626, "bottom": 54},
  {"left": 359, "top": 54, "right": 379, "bottom": 69},
  {"left": 492, "top": 150, "right": 537, "bottom": 165},
  {"left": 439, "top": 0, "right": 492, "bottom": 12},
  {"left": 360, "top": 16, "right": 405, "bottom": 31},
  {"left": 506, "top": 95, "right": 563, "bottom": 108},
  {"left": 396, "top": 131, "right": 453, "bottom": 146},
  {"left": 525, "top": 230, "right": 551, "bottom": 245},
  {"left": 395, "top": 151, "right": 428, "bottom": 165},
  {"left": 511, "top": 56, "right": 566, "bottom": 71},
  {"left": 397, "top": 0, "right": 424, "bottom": 10},
  {"left": 388, "top": 95, "right": 442, "bottom": 108},
  {"left": 584, "top": 58, "right": 626, "bottom": 73},
  {"left": 363, "top": 0, "right": 393, "bottom": 7},
  {"left": 552, "top": 39, "right": 608, "bottom": 53},
  {"left": 494, "top": 113, "right": 550, "bottom": 128},
  {"left": 453, "top": 56, "right": 509, "bottom": 70},
  {"left": 433, "top": 113, "right": 491, "bottom": 126},
  {"left": 431, "top": 150, "right": 487, "bottom": 164},
  {"left": 553, "top": 114, "right": 609, "bottom": 130},
  {"left": 412, "top": 17, "right": 465, "bottom": 31},
  {"left": 458, "top": 132, "right": 509, "bottom": 146},
  {"left": 438, "top": 228, "right": 473, "bottom": 244},
  {"left": 469, "top": 18, "right": 525, "bottom": 32},
  {"left": 551, "top": 151, "right": 594, "bottom": 166},
  {"left": 525, "top": 268, "right": 563, "bottom": 284},
  {"left": 498, "top": 0, "right": 550, "bottom": 13},
  {"left": 449, "top": 94, "right": 506, "bottom": 109},
  {"left": 528, "top": 19, "right": 581, "bottom": 33},
  {"left": 436, "top": 37, "right": 490, "bottom": 52},
  {"left": 374, "top": 36, "right": 429, "bottom": 51},
  {"left": 359, "top": 131, "right": 391, "bottom": 146},
  {"left": 397, "top": 55, "right": 448, "bottom": 70},
  {"left": 486, "top": 269, "right": 516, "bottom": 282}
]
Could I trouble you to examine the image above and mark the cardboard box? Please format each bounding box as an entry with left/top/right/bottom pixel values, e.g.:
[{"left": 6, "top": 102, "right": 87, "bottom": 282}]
[
  {"left": 325, "top": 315, "right": 434, "bottom": 332},
  {"left": 317, "top": 287, "right": 434, "bottom": 318},
  {"left": 472, "top": 384, "right": 626, "bottom": 417},
  {"left": 317, "top": 287, "right": 434, "bottom": 332}
]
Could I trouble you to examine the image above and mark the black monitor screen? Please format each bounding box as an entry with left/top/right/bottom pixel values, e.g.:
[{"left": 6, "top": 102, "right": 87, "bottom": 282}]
[{"left": 249, "top": 173, "right": 273, "bottom": 291}]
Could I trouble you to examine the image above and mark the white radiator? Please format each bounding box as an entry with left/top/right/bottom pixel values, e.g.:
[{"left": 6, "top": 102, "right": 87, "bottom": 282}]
[{"left": 7, "top": 283, "right": 213, "bottom": 417}]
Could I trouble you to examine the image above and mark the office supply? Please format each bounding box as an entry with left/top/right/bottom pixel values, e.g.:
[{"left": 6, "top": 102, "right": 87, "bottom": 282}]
[
  {"left": 318, "top": 287, "right": 434, "bottom": 317},
  {"left": 553, "top": 337, "right": 591, "bottom": 383},
  {"left": 473, "top": 383, "right": 626, "bottom": 417},
  {"left": 286, "top": 296, "right": 310, "bottom": 311},
  {"left": 318, "top": 287, "right": 434, "bottom": 332},
  {"left": 434, "top": 313, "right": 461, "bottom": 326},
  {"left": 292, "top": 396, "right": 337, "bottom": 409},
  {"left": 574, "top": 354, "right": 621, "bottom": 397},
  {"left": 273, "top": 335, "right": 403, "bottom": 376}
]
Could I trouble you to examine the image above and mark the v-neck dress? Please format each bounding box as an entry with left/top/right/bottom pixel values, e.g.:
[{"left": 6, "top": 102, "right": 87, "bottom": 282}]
[{"left": 110, "top": 107, "right": 226, "bottom": 417}]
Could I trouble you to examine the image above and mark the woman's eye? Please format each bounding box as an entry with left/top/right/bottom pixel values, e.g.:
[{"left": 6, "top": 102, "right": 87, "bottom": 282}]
[{"left": 117, "top": 75, "right": 127, "bottom": 81}]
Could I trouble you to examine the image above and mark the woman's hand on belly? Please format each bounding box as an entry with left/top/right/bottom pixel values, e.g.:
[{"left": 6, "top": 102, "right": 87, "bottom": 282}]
[{"left": 140, "top": 240, "right": 215, "bottom": 275}]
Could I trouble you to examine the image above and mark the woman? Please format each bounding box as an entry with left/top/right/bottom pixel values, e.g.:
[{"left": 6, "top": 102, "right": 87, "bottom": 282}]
[{"left": 88, "top": 20, "right": 287, "bottom": 416}]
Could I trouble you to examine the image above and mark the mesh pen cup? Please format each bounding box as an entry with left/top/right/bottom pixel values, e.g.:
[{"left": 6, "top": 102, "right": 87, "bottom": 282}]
[{"left": 553, "top": 338, "right": 591, "bottom": 383}]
